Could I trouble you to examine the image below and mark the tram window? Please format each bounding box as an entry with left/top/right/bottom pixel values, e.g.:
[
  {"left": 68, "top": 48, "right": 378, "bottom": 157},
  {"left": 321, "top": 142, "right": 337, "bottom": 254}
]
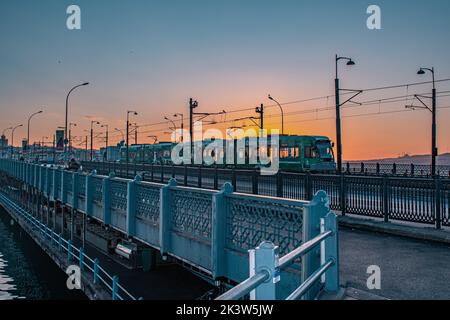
[
  {"left": 305, "top": 146, "right": 317, "bottom": 158},
  {"left": 280, "top": 147, "right": 299, "bottom": 159}
]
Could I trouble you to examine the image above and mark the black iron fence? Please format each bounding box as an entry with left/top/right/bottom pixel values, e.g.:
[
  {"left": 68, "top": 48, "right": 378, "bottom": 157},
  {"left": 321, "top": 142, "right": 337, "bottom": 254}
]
[
  {"left": 81, "top": 161, "right": 450, "bottom": 230},
  {"left": 344, "top": 162, "right": 450, "bottom": 178}
]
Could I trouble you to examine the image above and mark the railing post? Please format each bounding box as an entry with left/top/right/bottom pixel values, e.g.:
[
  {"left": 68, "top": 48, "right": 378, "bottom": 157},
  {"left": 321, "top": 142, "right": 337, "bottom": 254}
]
[
  {"left": 159, "top": 178, "right": 177, "bottom": 256},
  {"left": 93, "top": 258, "right": 99, "bottom": 284},
  {"left": 211, "top": 182, "right": 233, "bottom": 279},
  {"left": 411, "top": 164, "right": 415, "bottom": 177},
  {"left": 322, "top": 212, "right": 339, "bottom": 293},
  {"left": 112, "top": 276, "right": 119, "bottom": 300},
  {"left": 305, "top": 172, "right": 312, "bottom": 201},
  {"left": 183, "top": 165, "right": 188, "bottom": 186},
  {"left": 376, "top": 163, "right": 380, "bottom": 175},
  {"left": 198, "top": 166, "right": 202, "bottom": 188},
  {"left": 302, "top": 190, "right": 330, "bottom": 300},
  {"left": 252, "top": 168, "right": 258, "bottom": 195},
  {"left": 340, "top": 174, "right": 346, "bottom": 216},
  {"left": 392, "top": 163, "right": 397, "bottom": 175},
  {"left": 231, "top": 168, "right": 236, "bottom": 191},
  {"left": 58, "top": 233, "right": 62, "bottom": 252},
  {"left": 68, "top": 240, "right": 72, "bottom": 261},
  {"left": 161, "top": 163, "right": 164, "bottom": 183},
  {"left": 126, "top": 175, "right": 141, "bottom": 237},
  {"left": 85, "top": 170, "right": 96, "bottom": 217},
  {"left": 360, "top": 162, "right": 364, "bottom": 175},
  {"left": 213, "top": 166, "right": 218, "bottom": 190},
  {"left": 276, "top": 172, "right": 283, "bottom": 198},
  {"left": 383, "top": 176, "right": 389, "bottom": 223},
  {"left": 103, "top": 173, "right": 114, "bottom": 226},
  {"left": 79, "top": 247, "right": 84, "bottom": 271},
  {"left": 435, "top": 176, "right": 442, "bottom": 230},
  {"left": 249, "top": 241, "right": 279, "bottom": 300},
  {"left": 72, "top": 172, "right": 78, "bottom": 210}
]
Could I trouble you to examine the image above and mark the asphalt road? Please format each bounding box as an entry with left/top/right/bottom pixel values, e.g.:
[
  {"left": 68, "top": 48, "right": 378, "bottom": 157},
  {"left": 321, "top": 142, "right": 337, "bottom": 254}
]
[{"left": 340, "top": 227, "right": 450, "bottom": 300}]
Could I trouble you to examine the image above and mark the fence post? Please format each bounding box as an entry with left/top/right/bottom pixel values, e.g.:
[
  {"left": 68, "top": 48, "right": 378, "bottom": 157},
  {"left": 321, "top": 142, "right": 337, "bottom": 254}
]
[
  {"left": 159, "top": 178, "right": 176, "bottom": 256},
  {"left": 85, "top": 170, "right": 96, "bottom": 217},
  {"left": 435, "top": 176, "right": 442, "bottom": 230},
  {"left": 183, "top": 165, "right": 188, "bottom": 186},
  {"left": 103, "top": 173, "right": 114, "bottom": 226},
  {"left": 340, "top": 174, "right": 346, "bottom": 216},
  {"left": 161, "top": 163, "right": 164, "bottom": 183},
  {"left": 323, "top": 212, "right": 339, "bottom": 293},
  {"left": 112, "top": 276, "right": 119, "bottom": 300},
  {"left": 72, "top": 172, "right": 78, "bottom": 210},
  {"left": 376, "top": 163, "right": 380, "bottom": 175},
  {"left": 126, "top": 175, "right": 141, "bottom": 237},
  {"left": 249, "top": 241, "right": 279, "bottom": 300},
  {"left": 411, "top": 164, "right": 415, "bottom": 177},
  {"left": 211, "top": 182, "right": 233, "bottom": 279},
  {"left": 252, "top": 168, "right": 258, "bottom": 195},
  {"left": 276, "top": 172, "right": 283, "bottom": 198},
  {"left": 302, "top": 190, "right": 330, "bottom": 300},
  {"left": 382, "top": 176, "right": 389, "bottom": 222},
  {"left": 214, "top": 166, "right": 218, "bottom": 190},
  {"left": 392, "top": 163, "right": 397, "bottom": 175},
  {"left": 198, "top": 166, "right": 202, "bottom": 188},
  {"left": 305, "top": 172, "right": 312, "bottom": 201}
]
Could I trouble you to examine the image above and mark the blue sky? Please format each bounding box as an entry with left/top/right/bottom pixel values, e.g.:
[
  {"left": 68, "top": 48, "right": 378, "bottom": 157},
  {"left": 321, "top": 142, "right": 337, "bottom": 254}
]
[{"left": 1, "top": 0, "right": 449, "bottom": 159}]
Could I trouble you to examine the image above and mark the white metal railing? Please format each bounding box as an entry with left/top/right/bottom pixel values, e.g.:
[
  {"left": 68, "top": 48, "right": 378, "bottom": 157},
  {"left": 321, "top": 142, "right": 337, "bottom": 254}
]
[
  {"left": 216, "top": 212, "right": 338, "bottom": 300},
  {"left": 0, "top": 191, "right": 137, "bottom": 300}
]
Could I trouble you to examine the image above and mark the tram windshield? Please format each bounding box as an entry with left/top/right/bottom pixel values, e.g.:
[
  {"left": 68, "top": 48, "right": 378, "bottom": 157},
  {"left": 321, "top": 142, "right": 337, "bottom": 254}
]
[{"left": 315, "top": 141, "right": 334, "bottom": 159}]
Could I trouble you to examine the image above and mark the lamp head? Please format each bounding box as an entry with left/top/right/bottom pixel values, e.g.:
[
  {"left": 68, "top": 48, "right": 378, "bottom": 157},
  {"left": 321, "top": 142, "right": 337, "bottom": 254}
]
[
  {"left": 82, "top": 82, "right": 89, "bottom": 86},
  {"left": 417, "top": 69, "right": 425, "bottom": 75},
  {"left": 346, "top": 59, "right": 355, "bottom": 66}
]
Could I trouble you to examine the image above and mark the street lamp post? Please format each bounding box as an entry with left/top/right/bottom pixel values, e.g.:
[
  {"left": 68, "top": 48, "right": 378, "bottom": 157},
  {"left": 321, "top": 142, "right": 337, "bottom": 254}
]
[
  {"left": 11, "top": 124, "right": 23, "bottom": 159},
  {"left": 90, "top": 121, "right": 100, "bottom": 161},
  {"left": 173, "top": 113, "right": 184, "bottom": 141},
  {"left": 69, "top": 123, "right": 77, "bottom": 153},
  {"left": 407, "top": 67, "right": 437, "bottom": 176},
  {"left": 164, "top": 116, "right": 177, "bottom": 142},
  {"left": 27, "top": 110, "right": 43, "bottom": 158},
  {"left": 64, "top": 82, "right": 89, "bottom": 153},
  {"left": 2, "top": 127, "right": 13, "bottom": 159},
  {"left": 335, "top": 55, "right": 356, "bottom": 174},
  {"left": 115, "top": 128, "right": 125, "bottom": 144},
  {"left": 101, "top": 124, "right": 109, "bottom": 161},
  {"left": 41, "top": 136, "right": 48, "bottom": 161},
  {"left": 268, "top": 95, "right": 284, "bottom": 135},
  {"left": 126, "top": 111, "right": 138, "bottom": 164}
]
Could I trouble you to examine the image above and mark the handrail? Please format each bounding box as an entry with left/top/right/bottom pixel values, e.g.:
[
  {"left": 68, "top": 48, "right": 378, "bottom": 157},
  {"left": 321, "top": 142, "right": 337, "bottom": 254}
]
[
  {"left": 216, "top": 270, "right": 270, "bottom": 300},
  {"left": 286, "top": 259, "right": 334, "bottom": 300},
  {"left": 216, "top": 214, "right": 338, "bottom": 301},
  {"left": 279, "top": 230, "right": 333, "bottom": 269}
]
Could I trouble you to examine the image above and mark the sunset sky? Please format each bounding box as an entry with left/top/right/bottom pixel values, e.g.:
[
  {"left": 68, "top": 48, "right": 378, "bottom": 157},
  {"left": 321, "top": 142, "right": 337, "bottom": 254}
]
[{"left": 0, "top": 0, "right": 449, "bottom": 160}]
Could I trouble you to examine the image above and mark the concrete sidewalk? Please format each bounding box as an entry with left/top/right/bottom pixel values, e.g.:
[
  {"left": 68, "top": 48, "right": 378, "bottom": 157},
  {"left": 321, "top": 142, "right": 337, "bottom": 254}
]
[{"left": 339, "top": 226, "right": 450, "bottom": 300}]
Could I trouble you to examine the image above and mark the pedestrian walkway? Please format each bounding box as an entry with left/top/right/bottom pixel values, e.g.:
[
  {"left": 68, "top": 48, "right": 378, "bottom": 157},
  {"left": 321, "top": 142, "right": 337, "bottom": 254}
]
[{"left": 340, "top": 227, "right": 450, "bottom": 300}]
